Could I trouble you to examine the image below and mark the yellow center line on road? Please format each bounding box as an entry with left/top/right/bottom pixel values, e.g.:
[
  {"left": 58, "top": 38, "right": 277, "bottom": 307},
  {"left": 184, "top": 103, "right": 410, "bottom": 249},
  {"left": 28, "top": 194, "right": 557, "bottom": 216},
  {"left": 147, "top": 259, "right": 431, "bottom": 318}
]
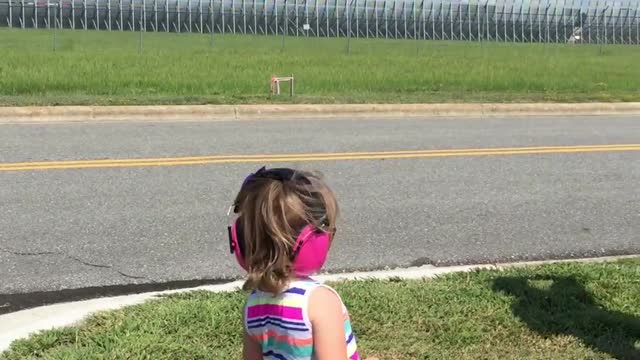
[
  {"left": 2, "top": 143, "right": 639, "bottom": 167},
  {"left": 1, "top": 144, "right": 639, "bottom": 172}
]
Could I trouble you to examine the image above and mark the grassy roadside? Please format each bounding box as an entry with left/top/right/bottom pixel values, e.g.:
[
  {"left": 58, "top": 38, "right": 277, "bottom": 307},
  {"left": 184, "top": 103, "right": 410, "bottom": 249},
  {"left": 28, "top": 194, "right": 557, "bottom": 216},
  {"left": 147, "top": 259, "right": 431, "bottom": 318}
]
[
  {"left": 1, "top": 29, "right": 640, "bottom": 106},
  {"left": 2, "top": 258, "right": 639, "bottom": 359}
]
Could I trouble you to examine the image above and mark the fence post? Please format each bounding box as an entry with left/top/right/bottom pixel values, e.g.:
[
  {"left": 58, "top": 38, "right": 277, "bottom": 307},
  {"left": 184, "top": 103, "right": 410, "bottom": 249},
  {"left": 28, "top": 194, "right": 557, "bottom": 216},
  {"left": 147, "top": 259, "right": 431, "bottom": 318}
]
[
  {"left": 604, "top": 5, "right": 609, "bottom": 47},
  {"left": 596, "top": 2, "right": 600, "bottom": 45},
  {"left": 346, "top": 0, "right": 351, "bottom": 52},
  {"left": 636, "top": 2, "right": 639, "bottom": 44},
  {"left": 485, "top": 0, "right": 489, "bottom": 41},
  {"left": 519, "top": 2, "right": 523, "bottom": 42},
  {"left": 143, "top": 0, "right": 147, "bottom": 31},
  {"left": 176, "top": 0, "right": 180, "bottom": 32},
  {"left": 356, "top": 0, "right": 360, "bottom": 38},
  {"left": 459, "top": 1, "right": 463, "bottom": 41},
  {"left": 468, "top": 0, "right": 472, "bottom": 41},
  {"left": 374, "top": 0, "right": 378, "bottom": 37},
  {"left": 493, "top": 3, "right": 506, "bottom": 41},
  {"left": 599, "top": 5, "right": 608, "bottom": 53},
  {"left": 499, "top": 2, "right": 504, "bottom": 41},
  {"left": 384, "top": 0, "right": 388, "bottom": 38},
  {"left": 232, "top": 0, "right": 236, "bottom": 34},
  {"left": 477, "top": 2, "right": 481, "bottom": 42},
  {"left": 281, "top": 0, "right": 286, "bottom": 49},
  {"left": 545, "top": 3, "right": 550, "bottom": 42},
  {"left": 96, "top": 0, "right": 100, "bottom": 29},
  {"left": 403, "top": 0, "right": 407, "bottom": 39},
  {"left": 214, "top": 0, "right": 215, "bottom": 46},
  {"left": 290, "top": 75, "right": 294, "bottom": 96},
  {"left": 423, "top": 0, "right": 427, "bottom": 40},
  {"left": 612, "top": 3, "right": 617, "bottom": 44},
  {"left": 316, "top": 0, "right": 319, "bottom": 36},
  {"left": 336, "top": 0, "right": 340, "bottom": 37},
  {"left": 153, "top": 0, "right": 157, "bottom": 31},
  {"left": 52, "top": 1, "right": 57, "bottom": 51},
  {"left": 448, "top": 1, "right": 452, "bottom": 40},
  {"left": 439, "top": 1, "right": 443, "bottom": 40},
  {"left": 628, "top": 1, "right": 632, "bottom": 44}
]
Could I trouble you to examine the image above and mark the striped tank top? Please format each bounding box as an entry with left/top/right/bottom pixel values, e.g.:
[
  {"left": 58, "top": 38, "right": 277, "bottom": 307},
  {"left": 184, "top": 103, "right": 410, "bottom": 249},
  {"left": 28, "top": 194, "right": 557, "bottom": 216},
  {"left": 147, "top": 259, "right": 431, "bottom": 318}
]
[{"left": 244, "top": 278, "right": 360, "bottom": 360}]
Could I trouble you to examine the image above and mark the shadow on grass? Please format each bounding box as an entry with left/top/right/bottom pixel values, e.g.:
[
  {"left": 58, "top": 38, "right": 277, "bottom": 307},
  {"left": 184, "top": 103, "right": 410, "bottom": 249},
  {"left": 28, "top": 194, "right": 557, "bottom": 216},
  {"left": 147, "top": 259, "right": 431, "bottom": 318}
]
[{"left": 492, "top": 276, "right": 640, "bottom": 360}]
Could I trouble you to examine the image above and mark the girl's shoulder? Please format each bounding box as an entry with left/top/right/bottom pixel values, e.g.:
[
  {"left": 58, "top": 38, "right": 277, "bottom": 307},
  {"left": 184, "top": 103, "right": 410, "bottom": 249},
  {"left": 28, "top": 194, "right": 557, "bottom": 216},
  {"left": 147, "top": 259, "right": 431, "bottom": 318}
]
[
  {"left": 287, "top": 278, "right": 346, "bottom": 306},
  {"left": 308, "top": 282, "right": 349, "bottom": 315},
  {"left": 291, "top": 279, "right": 350, "bottom": 316},
  {"left": 244, "top": 278, "right": 345, "bottom": 308},
  {"left": 244, "top": 278, "right": 321, "bottom": 303}
]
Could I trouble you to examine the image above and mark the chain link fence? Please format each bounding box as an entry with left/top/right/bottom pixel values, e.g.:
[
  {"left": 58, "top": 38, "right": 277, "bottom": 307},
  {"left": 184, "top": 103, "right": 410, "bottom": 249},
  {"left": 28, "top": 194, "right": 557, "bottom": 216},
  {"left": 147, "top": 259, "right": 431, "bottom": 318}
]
[{"left": 1, "top": 0, "right": 639, "bottom": 44}]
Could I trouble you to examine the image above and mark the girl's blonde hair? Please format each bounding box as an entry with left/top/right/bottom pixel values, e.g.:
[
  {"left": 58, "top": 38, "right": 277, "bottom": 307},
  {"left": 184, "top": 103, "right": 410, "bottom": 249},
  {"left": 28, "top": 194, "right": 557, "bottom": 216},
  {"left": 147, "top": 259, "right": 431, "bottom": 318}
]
[{"left": 233, "top": 169, "right": 338, "bottom": 294}]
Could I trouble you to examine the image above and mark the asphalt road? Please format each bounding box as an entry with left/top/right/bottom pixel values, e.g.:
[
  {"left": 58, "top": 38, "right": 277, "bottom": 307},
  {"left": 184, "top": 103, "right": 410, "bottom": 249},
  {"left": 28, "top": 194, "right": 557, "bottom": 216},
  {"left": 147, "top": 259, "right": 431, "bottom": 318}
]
[{"left": 1, "top": 115, "right": 639, "bottom": 301}]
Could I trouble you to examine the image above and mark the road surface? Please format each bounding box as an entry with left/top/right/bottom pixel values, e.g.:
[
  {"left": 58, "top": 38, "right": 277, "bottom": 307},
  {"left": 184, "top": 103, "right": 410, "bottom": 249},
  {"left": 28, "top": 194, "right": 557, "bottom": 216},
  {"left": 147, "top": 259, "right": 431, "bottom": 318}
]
[{"left": 1, "top": 115, "right": 638, "bottom": 310}]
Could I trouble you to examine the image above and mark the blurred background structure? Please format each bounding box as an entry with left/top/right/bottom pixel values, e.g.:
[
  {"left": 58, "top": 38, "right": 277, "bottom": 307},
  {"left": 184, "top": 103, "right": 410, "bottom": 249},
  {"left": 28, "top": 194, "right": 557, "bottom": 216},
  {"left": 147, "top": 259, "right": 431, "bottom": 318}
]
[{"left": 1, "top": 0, "right": 639, "bottom": 44}]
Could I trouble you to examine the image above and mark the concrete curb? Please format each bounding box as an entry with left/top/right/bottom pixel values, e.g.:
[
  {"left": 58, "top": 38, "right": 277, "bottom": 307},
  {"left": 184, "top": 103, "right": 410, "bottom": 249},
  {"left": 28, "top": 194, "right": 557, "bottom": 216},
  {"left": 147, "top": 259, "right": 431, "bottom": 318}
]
[
  {"left": 1, "top": 103, "right": 640, "bottom": 123},
  {"left": 1, "top": 254, "right": 638, "bottom": 352}
]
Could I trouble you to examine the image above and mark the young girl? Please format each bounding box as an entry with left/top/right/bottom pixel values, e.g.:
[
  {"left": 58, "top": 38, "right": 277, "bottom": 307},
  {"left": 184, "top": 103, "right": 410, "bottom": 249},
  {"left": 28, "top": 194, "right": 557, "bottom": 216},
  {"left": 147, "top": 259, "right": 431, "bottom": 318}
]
[{"left": 227, "top": 166, "right": 360, "bottom": 360}]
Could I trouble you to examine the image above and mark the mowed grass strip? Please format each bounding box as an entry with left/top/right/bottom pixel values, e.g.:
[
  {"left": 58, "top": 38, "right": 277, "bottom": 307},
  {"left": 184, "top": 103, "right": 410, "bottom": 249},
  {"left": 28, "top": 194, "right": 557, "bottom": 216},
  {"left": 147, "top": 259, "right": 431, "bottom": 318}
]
[
  {"left": 2, "top": 258, "right": 639, "bottom": 359},
  {"left": 1, "top": 29, "right": 640, "bottom": 105}
]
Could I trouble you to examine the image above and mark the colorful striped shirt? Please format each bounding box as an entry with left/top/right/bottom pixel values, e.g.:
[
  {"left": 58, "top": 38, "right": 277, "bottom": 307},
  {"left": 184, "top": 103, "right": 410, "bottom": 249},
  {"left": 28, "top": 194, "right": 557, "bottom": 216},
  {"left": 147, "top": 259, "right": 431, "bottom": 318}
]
[{"left": 244, "top": 278, "right": 360, "bottom": 360}]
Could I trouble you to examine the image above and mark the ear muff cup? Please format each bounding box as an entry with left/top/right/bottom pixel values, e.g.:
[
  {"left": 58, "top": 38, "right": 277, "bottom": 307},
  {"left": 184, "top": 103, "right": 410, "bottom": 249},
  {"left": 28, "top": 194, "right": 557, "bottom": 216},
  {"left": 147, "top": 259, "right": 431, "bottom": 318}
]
[
  {"left": 290, "top": 225, "right": 331, "bottom": 277},
  {"left": 229, "top": 218, "right": 248, "bottom": 271},
  {"left": 229, "top": 217, "right": 331, "bottom": 277}
]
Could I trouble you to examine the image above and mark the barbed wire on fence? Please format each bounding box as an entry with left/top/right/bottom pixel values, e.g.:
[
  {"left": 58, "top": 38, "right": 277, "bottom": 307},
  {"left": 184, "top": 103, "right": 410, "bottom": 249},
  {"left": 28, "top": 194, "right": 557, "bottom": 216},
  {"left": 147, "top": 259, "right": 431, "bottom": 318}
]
[{"left": 1, "top": 0, "right": 639, "bottom": 44}]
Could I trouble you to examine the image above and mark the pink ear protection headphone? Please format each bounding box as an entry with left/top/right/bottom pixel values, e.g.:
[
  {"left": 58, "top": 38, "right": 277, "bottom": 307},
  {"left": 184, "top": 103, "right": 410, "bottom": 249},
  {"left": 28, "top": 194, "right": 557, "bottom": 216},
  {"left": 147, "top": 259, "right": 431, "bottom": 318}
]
[{"left": 227, "top": 167, "right": 333, "bottom": 277}]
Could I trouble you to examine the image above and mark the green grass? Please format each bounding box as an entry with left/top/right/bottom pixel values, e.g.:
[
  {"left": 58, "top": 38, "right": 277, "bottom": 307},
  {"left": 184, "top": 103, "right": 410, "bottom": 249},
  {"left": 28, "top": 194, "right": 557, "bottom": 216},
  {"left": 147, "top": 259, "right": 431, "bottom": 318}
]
[
  {"left": 2, "top": 259, "right": 639, "bottom": 359},
  {"left": 1, "top": 28, "right": 639, "bottom": 106}
]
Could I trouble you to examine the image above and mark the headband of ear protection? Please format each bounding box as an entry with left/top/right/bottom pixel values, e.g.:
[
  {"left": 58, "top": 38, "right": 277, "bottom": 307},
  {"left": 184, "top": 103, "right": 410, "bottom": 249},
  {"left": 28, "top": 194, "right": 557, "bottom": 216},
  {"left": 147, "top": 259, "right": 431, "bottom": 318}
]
[{"left": 227, "top": 167, "right": 332, "bottom": 277}]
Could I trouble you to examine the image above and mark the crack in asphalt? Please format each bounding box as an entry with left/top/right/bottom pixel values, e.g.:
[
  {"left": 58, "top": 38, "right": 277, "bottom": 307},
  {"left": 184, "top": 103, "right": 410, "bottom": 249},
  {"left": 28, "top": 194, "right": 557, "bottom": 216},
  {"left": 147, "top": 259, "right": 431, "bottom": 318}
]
[{"left": 0, "top": 247, "right": 152, "bottom": 281}]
